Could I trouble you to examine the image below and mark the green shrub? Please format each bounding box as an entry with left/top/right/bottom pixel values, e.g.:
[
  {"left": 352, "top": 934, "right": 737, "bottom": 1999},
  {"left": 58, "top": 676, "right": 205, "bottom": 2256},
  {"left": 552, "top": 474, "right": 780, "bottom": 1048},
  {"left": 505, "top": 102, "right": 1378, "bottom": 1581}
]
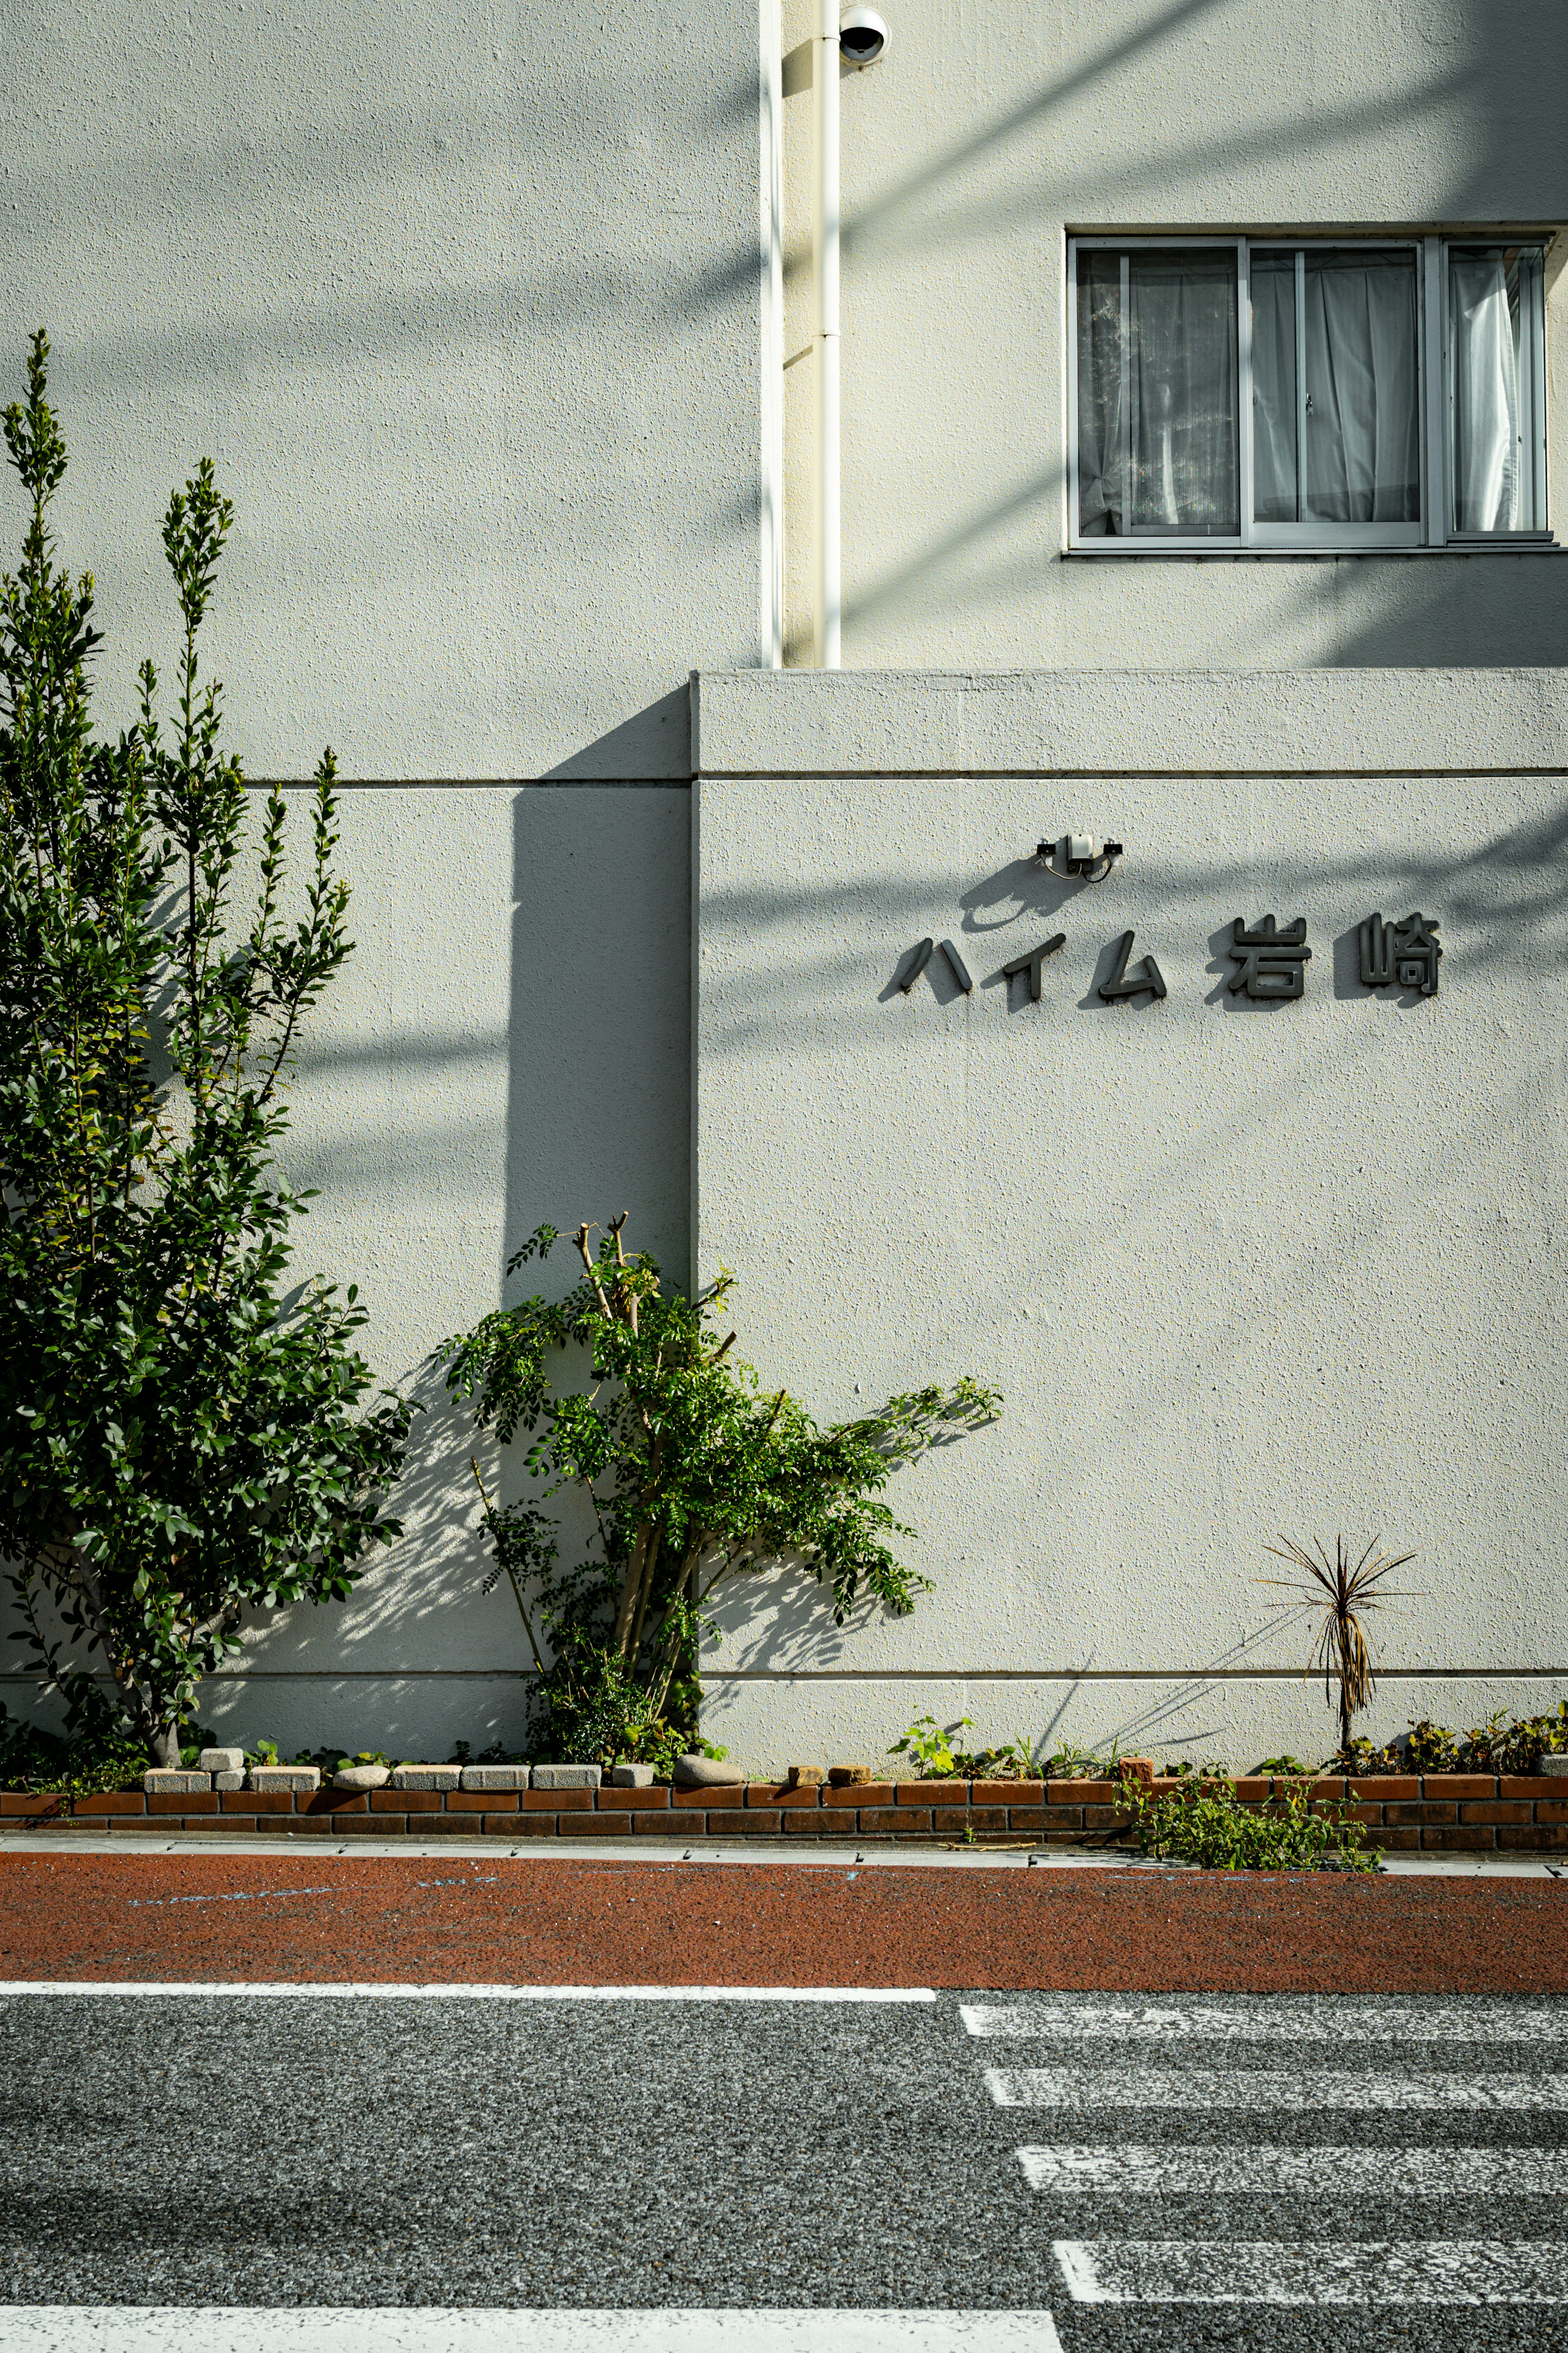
[
  {"left": 0, "top": 1698, "right": 149, "bottom": 1795},
  {"left": 440, "top": 1215, "right": 999, "bottom": 1767},
  {"left": 0, "top": 332, "right": 412, "bottom": 1767},
  {"left": 1119, "top": 1771, "right": 1379, "bottom": 1873}
]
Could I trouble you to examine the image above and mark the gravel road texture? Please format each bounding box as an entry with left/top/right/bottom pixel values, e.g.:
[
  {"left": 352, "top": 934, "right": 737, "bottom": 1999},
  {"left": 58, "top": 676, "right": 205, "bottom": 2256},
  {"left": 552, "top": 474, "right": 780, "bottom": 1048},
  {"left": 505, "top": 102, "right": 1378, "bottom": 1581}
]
[
  {"left": 2, "top": 1851, "right": 1568, "bottom": 1989},
  {"left": 2, "top": 1987, "right": 1566, "bottom": 2352}
]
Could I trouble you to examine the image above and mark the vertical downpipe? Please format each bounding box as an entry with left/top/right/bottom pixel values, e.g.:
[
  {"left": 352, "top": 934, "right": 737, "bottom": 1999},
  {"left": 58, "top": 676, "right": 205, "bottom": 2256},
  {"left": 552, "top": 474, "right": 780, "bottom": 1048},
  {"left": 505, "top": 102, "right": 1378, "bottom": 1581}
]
[{"left": 812, "top": 0, "right": 841, "bottom": 669}]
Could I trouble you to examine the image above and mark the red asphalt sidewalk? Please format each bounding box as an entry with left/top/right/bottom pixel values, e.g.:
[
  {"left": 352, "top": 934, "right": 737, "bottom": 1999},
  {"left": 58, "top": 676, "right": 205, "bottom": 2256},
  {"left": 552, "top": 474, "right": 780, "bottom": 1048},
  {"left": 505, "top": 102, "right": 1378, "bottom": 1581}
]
[{"left": 2, "top": 1853, "right": 1568, "bottom": 1990}]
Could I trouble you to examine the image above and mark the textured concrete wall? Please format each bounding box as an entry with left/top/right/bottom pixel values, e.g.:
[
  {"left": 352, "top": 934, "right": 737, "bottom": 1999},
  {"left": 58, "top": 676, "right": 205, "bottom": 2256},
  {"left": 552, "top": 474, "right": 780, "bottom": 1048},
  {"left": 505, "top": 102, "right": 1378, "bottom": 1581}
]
[
  {"left": 0, "top": 0, "right": 742, "bottom": 1748},
  {"left": 777, "top": 0, "right": 1568, "bottom": 670},
  {"left": 694, "top": 668, "right": 1568, "bottom": 1770},
  {"left": 0, "top": 0, "right": 760, "bottom": 776}
]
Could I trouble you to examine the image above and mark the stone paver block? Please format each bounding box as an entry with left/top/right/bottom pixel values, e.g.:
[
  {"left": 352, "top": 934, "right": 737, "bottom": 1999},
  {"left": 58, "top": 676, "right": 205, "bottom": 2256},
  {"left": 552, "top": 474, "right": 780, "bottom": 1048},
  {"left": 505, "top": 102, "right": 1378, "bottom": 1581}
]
[
  {"left": 531, "top": 1764, "right": 602, "bottom": 1789},
  {"left": 460, "top": 1765, "right": 531, "bottom": 1791},
  {"left": 391, "top": 1764, "right": 462, "bottom": 1790},
  {"left": 213, "top": 1771, "right": 246, "bottom": 1791},
  {"left": 143, "top": 1771, "right": 211, "bottom": 1794},
  {"left": 251, "top": 1766, "right": 321, "bottom": 1792},
  {"left": 1539, "top": 1755, "right": 1568, "bottom": 1777},
  {"left": 198, "top": 1747, "right": 245, "bottom": 1774},
  {"left": 609, "top": 1762, "right": 655, "bottom": 1788}
]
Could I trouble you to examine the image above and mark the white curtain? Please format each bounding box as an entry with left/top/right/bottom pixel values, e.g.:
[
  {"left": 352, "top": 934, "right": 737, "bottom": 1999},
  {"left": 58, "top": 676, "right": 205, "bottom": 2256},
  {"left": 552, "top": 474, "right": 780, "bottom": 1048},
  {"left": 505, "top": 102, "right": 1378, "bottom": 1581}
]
[
  {"left": 1302, "top": 252, "right": 1419, "bottom": 523},
  {"left": 1450, "top": 253, "right": 1519, "bottom": 531}
]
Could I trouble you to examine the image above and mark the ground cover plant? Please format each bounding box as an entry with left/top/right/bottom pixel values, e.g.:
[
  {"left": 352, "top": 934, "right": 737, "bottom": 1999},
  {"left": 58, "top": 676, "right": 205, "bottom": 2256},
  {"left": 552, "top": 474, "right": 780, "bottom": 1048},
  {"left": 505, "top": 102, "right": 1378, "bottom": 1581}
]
[
  {"left": 1119, "top": 1769, "right": 1379, "bottom": 1873},
  {"left": 437, "top": 1213, "right": 999, "bottom": 1769},
  {"left": 0, "top": 332, "right": 411, "bottom": 1768},
  {"left": 886, "top": 1715, "right": 1035, "bottom": 1778}
]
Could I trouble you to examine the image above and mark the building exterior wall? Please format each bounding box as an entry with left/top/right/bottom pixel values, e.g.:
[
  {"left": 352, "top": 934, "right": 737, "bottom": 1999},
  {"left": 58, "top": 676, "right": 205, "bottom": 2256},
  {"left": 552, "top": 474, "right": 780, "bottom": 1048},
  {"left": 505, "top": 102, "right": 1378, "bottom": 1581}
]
[
  {"left": 777, "top": 0, "right": 1568, "bottom": 671},
  {"left": 695, "top": 669, "right": 1568, "bottom": 1768},
  {"left": 5, "top": 0, "right": 1568, "bottom": 1770},
  {"left": 0, "top": 0, "right": 745, "bottom": 1748}
]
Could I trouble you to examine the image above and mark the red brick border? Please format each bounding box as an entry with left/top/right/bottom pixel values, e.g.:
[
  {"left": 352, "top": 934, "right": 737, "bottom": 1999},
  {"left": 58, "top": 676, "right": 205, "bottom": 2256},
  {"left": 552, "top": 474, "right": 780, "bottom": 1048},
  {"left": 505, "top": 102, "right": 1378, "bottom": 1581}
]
[{"left": 4, "top": 1774, "right": 1568, "bottom": 1848}]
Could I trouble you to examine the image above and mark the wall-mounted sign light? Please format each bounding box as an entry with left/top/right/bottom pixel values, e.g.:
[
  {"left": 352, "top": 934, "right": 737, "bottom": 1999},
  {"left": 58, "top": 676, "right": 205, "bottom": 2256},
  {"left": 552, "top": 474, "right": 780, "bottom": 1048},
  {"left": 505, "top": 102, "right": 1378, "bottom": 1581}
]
[{"left": 1036, "top": 833, "right": 1124, "bottom": 883}]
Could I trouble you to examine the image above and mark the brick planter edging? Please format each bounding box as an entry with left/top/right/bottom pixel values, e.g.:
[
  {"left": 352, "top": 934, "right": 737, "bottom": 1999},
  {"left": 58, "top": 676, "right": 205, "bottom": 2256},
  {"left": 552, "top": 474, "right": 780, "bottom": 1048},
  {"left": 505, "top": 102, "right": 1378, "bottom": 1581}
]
[{"left": 4, "top": 1775, "right": 1568, "bottom": 1851}]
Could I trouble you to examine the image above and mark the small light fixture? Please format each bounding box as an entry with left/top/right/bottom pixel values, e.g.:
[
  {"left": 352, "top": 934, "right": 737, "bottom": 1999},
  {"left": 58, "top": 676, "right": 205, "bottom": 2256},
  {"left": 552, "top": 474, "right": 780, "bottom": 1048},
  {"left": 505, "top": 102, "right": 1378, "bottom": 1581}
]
[
  {"left": 1035, "top": 832, "right": 1124, "bottom": 883},
  {"left": 839, "top": 5, "right": 889, "bottom": 65}
]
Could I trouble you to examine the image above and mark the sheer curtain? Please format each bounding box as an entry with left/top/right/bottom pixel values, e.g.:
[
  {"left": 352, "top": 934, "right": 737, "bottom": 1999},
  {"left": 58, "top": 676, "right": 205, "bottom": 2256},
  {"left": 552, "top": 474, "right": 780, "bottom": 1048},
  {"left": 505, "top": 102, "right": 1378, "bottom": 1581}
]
[
  {"left": 1077, "top": 249, "right": 1237, "bottom": 535},
  {"left": 1450, "top": 247, "right": 1545, "bottom": 531},
  {"left": 1451, "top": 254, "right": 1517, "bottom": 529}
]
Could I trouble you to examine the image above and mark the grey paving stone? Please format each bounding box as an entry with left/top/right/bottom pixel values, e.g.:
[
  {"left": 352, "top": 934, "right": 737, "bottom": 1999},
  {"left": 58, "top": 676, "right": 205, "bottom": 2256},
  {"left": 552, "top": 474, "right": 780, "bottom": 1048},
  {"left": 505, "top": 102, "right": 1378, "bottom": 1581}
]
[
  {"left": 609, "top": 1763, "right": 655, "bottom": 1788},
  {"left": 249, "top": 1766, "right": 321, "bottom": 1792},
  {"left": 459, "top": 1766, "right": 531, "bottom": 1791},
  {"left": 391, "top": 1764, "right": 463, "bottom": 1791},
  {"left": 197, "top": 1747, "right": 245, "bottom": 1774},
  {"left": 141, "top": 1771, "right": 210, "bottom": 1794},
  {"left": 530, "top": 1764, "right": 602, "bottom": 1790}
]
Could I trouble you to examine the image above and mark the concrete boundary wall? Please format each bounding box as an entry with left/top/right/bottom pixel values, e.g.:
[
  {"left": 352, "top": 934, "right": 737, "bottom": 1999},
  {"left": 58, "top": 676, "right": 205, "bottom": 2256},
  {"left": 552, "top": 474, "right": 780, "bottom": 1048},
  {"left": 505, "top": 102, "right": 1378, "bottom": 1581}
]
[{"left": 693, "top": 669, "right": 1568, "bottom": 1772}]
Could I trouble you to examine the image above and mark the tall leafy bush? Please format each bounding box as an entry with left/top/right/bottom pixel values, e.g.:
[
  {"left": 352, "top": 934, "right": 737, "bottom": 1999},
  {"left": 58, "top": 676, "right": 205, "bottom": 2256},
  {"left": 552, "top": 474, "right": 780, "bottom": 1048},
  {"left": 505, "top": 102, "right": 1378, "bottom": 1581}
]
[
  {"left": 0, "top": 332, "right": 411, "bottom": 1764},
  {"left": 437, "top": 1215, "right": 999, "bottom": 1762}
]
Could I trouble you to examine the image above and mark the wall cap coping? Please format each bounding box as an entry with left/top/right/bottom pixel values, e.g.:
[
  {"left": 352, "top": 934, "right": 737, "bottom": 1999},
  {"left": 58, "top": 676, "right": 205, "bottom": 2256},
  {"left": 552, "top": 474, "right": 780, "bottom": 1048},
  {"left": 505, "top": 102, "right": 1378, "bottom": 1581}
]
[{"left": 693, "top": 668, "right": 1568, "bottom": 781}]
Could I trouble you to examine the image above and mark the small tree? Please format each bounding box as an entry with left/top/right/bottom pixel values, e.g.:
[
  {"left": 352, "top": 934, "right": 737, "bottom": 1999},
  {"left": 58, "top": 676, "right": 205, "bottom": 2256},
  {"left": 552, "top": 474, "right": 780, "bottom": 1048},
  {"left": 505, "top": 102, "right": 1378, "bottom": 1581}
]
[
  {"left": 436, "top": 1213, "right": 1000, "bottom": 1762},
  {"left": 0, "top": 331, "right": 412, "bottom": 1766}
]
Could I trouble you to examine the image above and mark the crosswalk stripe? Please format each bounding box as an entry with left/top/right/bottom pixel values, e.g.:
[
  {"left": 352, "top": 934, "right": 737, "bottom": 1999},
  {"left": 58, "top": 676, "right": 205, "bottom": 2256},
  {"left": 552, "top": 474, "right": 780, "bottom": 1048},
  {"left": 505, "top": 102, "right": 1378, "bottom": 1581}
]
[
  {"left": 1052, "top": 2239, "right": 1568, "bottom": 2304},
  {"left": 0, "top": 2312, "right": 1067, "bottom": 2353},
  {"left": 1018, "top": 2145, "right": 1567, "bottom": 2194},
  {"left": 963, "top": 1999, "right": 1568, "bottom": 2041},
  {"left": 987, "top": 2065, "right": 1568, "bottom": 2111}
]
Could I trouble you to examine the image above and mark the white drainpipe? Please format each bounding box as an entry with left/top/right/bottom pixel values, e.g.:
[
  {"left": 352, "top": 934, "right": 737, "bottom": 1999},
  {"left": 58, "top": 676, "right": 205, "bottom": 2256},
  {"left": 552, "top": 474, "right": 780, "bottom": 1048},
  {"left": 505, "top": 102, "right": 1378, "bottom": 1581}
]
[{"left": 811, "top": 0, "right": 841, "bottom": 670}]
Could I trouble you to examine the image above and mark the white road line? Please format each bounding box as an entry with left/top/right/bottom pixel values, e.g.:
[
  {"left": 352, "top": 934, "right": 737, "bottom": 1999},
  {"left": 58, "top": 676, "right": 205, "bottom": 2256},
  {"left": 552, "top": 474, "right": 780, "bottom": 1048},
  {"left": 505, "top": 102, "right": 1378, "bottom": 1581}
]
[
  {"left": 963, "top": 1999, "right": 1568, "bottom": 2041},
  {"left": 0, "top": 1981, "right": 936, "bottom": 2003},
  {"left": 987, "top": 2065, "right": 1568, "bottom": 2111},
  {"left": 1053, "top": 2239, "right": 1568, "bottom": 2304},
  {"left": 0, "top": 2311, "right": 1065, "bottom": 2353},
  {"left": 1018, "top": 2145, "right": 1568, "bottom": 2194}
]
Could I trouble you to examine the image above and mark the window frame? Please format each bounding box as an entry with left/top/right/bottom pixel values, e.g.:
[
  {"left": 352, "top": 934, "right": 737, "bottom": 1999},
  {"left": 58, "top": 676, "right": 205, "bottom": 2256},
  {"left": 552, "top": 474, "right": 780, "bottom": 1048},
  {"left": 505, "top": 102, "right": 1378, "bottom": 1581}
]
[{"left": 1066, "top": 231, "right": 1553, "bottom": 553}]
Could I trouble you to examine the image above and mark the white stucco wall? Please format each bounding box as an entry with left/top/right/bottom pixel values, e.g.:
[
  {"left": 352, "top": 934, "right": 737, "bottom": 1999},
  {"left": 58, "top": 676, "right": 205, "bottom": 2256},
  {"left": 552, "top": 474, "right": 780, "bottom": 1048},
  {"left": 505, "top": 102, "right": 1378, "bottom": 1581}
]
[
  {"left": 0, "top": 0, "right": 762, "bottom": 777},
  {"left": 777, "top": 0, "right": 1568, "bottom": 671},
  {"left": 0, "top": 0, "right": 748, "bottom": 1749},
  {"left": 694, "top": 668, "right": 1568, "bottom": 1770}
]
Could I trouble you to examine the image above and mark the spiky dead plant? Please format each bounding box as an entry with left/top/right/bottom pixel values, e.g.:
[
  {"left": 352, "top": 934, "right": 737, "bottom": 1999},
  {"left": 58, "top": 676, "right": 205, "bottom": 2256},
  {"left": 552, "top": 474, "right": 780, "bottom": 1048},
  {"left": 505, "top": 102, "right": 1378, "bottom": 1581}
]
[{"left": 1262, "top": 1535, "right": 1416, "bottom": 1759}]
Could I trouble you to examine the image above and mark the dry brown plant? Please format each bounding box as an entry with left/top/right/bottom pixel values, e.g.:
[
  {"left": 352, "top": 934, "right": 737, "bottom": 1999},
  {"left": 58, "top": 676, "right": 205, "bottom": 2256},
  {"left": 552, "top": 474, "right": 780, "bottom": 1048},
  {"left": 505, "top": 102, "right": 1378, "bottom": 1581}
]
[{"left": 1262, "top": 1534, "right": 1417, "bottom": 1758}]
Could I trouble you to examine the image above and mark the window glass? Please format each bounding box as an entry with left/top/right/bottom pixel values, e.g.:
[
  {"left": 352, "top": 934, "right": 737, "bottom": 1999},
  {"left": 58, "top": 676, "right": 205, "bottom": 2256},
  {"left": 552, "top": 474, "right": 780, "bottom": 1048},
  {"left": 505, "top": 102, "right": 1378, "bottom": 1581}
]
[
  {"left": 1077, "top": 248, "right": 1238, "bottom": 536},
  {"left": 1450, "top": 243, "right": 1547, "bottom": 530},
  {"left": 1302, "top": 250, "right": 1420, "bottom": 524},
  {"left": 1074, "top": 233, "right": 1550, "bottom": 547},
  {"left": 1251, "top": 252, "right": 1298, "bottom": 522}
]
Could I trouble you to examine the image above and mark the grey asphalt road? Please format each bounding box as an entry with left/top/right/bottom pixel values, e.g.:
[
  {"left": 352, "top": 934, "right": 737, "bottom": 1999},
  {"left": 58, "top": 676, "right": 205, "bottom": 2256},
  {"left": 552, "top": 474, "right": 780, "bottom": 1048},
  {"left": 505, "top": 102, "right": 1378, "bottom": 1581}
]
[{"left": 2, "top": 1990, "right": 1565, "bottom": 2352}]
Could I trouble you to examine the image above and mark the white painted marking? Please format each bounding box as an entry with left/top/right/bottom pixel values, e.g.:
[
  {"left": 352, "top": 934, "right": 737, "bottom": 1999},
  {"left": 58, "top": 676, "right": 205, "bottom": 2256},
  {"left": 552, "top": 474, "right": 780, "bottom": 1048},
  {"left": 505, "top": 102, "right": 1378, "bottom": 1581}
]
[
  {"left": 0, "top": 1980, "right": 936, "bottom": 2003},
  {"left": 988, "top": 2065, "right": 1568, "bottom": 2111},
  {"left": 1018, "top": 2145, "right": 1568, "bottom": 2194},
  {"left": 1053, "top": 2239, "right": 1568, "bottom": 2304},
  {"left": 0, "top": 2310, "right": 1065, "bottom": 2353},
  {"left": 964, "top": 1998, "right": 1568, "bottom": 2041}
]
